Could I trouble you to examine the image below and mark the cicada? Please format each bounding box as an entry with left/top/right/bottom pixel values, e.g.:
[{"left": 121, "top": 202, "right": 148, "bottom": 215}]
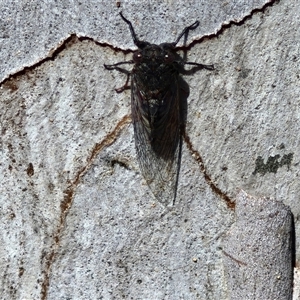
[{"left": 104, "top": 13, "right": 214, "bottom": 206}]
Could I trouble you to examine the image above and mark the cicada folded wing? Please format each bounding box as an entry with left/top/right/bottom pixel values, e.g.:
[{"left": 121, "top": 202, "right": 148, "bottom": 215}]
[{"left": 131, "top": 74, "right": 182, "bottom": 206}]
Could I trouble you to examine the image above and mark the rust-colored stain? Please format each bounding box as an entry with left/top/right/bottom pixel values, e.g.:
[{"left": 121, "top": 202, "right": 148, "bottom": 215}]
[
  {"left": 26, "top": 163, "right": 34, "bottom": 177},
  {"left": 0, "top": 0, "right": 280, "bottom": 297},
  {"left": 3, "top": 79, "right": 19, "bottom": 92},
  {"left": 223, "top": 250, "right": 247, "bottom": 266},
  {"left": 40, "top": 115, "right": 131, "bottom": 300},
  {"left": 183, "top": 132, "right": 235, "bottom": 210},
  {"left": 18, "top": 267, "right": 25, "bottom": 277}
]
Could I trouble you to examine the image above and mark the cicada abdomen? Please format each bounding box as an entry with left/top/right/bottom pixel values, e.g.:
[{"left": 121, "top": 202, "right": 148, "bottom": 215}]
[{"left": 104, "top": 13, "right": 214, "bottom": 205}]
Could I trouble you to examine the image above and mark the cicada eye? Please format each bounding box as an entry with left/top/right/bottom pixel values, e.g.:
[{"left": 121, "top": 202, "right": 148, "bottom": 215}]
[
  {"left": 133, "top": 52, "right": 143, "bottom": 62},
  {"left": 164, "top": 53, "right": 174, "bottom": 63}
]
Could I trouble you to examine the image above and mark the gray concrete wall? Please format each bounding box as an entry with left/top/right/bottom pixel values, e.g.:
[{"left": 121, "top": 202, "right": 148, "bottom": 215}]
[{"left": 0, "top": 0, "right": 298, "bottom": 299}]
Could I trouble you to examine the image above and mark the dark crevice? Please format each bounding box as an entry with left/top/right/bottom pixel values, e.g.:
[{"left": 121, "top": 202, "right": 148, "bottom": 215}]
[
  {"left": 0, "top": 0, "right": 279, "bottom": 85},
  {"left": 0, "top": 35, "right": 131, "bottom": 86},
  {"left": 177, "top": 0, "right": 279, "bottom": 51}
]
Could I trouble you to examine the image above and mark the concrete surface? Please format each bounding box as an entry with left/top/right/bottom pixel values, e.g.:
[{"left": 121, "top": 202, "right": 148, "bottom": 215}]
[
  {"left": 0, "top": 0, "right": 299, "bottom": 299},
  {"left": 224, "top": 190, "right": 293, "bottom": 300}
]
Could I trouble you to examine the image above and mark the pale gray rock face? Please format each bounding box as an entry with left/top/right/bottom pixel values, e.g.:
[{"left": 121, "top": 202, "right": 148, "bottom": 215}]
[
  {"left": 0, "top": 0, "right": 298, "bottom": 299},
  {"left": 224, "top": 191, "right": 293, "bottom": 300}
]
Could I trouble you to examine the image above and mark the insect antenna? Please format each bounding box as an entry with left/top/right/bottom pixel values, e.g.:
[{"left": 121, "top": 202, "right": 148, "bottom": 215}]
[
  {"left": 119, "top": 12, "right": 149, "bottom": 49},
  {"left": 173, "top": 20, "right": 199, "bottom": 46}
]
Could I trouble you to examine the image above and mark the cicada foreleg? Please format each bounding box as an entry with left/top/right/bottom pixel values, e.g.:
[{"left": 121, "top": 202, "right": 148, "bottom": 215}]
[
  {"left": 104, "top": 60, "right": 134, "bottom": 93},
  {"left": 185, "top": 62, "right": 214, "bottom": 70},
  {"left": 180, "top": 61, "right": 215, "bottom": 75}
]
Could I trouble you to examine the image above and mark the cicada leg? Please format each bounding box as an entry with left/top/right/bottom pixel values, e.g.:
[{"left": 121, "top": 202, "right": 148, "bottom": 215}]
[
  {"left": 185, "top": 62, "right": 214, "bottom": 70},
  {"left": 104, "top": 60, "right": 134, "bottom": 93}
]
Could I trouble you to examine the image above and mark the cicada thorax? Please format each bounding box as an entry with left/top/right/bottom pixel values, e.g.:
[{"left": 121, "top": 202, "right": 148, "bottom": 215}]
[
  {"left": 132, "top": 44, "right": 179, "bottom": 89},
  {"left": 131, "top": 44, "right": 181, "bottom": 161}
]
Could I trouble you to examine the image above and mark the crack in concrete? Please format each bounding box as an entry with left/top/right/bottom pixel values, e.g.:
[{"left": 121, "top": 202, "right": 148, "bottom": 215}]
[
  {"left": 40, "top": 115, "right": 131, "bottom": 300},
  {"left": 0, "top": 0, "right": 278, "bottom": 85},
  {"left": 183, "top": 0, "right": 279, "bottom": 50},
  {"left": 0, "top": 35, "right": 130, "bottom": 86},
  {"left": 183, "top": 132, "right": 235, "bottom": 210},
  {"left": 0, "top": 1, "right": 280, "bottom": 297},
  {"left": 223, "top": 250, "right": 248, "bottom": 267}
]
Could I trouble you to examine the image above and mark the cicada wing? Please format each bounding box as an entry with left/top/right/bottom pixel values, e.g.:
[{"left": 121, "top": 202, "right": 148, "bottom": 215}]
[{"left": 131, "top": 75, "right": 182, "bottom": 206}]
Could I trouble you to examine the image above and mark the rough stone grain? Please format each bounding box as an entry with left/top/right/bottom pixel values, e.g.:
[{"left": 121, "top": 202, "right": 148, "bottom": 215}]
[
  {"left": 0, "top": 0, "right": 298, "bottom": 299},
  {"left": 223, "top": 190, "right": 293, "bottom": 300}
]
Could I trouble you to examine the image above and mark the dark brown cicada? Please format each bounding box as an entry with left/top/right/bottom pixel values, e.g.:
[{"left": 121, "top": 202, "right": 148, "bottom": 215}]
[{"left": 104, "top": 13, "right": 214, "bottom": 206}]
